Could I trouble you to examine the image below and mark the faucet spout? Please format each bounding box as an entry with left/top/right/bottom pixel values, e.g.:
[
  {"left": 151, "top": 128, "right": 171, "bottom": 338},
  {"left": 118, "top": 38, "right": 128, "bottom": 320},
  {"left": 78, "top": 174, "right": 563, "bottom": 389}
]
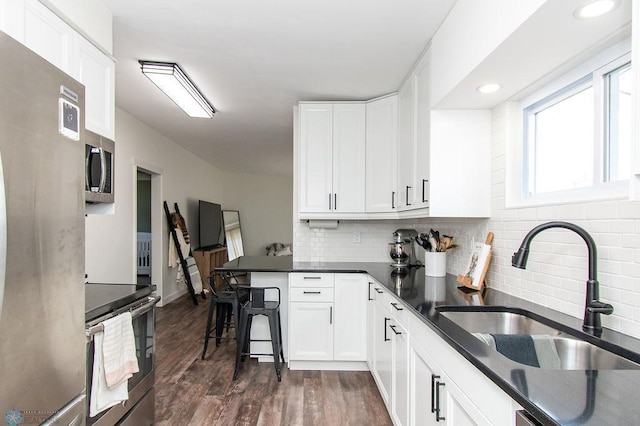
[{"left": 512, "top": 221, "right": 613, "bottom": 336}]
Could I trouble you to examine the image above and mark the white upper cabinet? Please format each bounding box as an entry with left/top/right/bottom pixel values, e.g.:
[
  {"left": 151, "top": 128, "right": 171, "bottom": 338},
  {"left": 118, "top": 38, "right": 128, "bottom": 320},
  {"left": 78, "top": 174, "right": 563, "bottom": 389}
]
[
  {"left": 413, "top": 52, "right": 431, "bottom": 210},
  {"left": 365, "top": 95, "right": 398, "bottom": 213},
  {"left": 1, "top": 0, "right": 115, "bottom": 139},
  {"left": 397, "top": 77, "right": 416, "bottom": 211},
  {"left": 298, "top": 103, "right": 366, "bottom": 216},
  {"left": 299, "top": 103, "right": 333, "bottom": 213},
  {"left": 75, "top": 36, "right": 115, "bottom": 139},
  {"left": 21, "top": 0, "right": 74, "bottom": 72}
]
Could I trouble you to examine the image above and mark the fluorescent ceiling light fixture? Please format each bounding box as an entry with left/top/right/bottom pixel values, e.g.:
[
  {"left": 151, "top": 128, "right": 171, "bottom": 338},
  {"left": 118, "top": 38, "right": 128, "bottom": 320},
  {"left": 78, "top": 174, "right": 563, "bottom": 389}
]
[
  {"left": 476, "top": 83, "right": 501, "bottom": 94},
  {"left": 573, "top": 0, "right": 619, "bottom": 19},
  {"left": 139, "top": 60, "right": 215, "bottom": 118}
]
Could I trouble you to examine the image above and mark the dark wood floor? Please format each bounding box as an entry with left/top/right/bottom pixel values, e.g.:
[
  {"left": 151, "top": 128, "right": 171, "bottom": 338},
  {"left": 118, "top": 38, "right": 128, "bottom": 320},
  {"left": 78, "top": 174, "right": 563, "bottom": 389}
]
[{"left": 155, "top": 294, "right": 392, "bottom": 425}]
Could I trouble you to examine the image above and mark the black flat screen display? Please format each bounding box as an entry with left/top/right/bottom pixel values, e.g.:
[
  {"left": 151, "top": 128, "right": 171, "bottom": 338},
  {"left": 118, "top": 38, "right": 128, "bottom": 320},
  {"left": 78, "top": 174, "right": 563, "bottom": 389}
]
[{"left": 198, "top": 200, "right": 224, "bottom": 249}]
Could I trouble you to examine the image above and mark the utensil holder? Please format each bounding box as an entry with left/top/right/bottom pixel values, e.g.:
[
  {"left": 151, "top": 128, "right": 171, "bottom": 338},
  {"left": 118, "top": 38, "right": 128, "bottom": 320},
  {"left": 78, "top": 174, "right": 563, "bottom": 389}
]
[{"left": 425, "top": 252, "right": 447, "bottom": 277}]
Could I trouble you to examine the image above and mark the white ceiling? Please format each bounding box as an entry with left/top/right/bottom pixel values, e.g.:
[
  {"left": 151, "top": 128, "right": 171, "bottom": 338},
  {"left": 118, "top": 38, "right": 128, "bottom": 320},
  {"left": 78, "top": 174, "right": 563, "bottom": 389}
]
[{"left": 102, "top": 0, "right": 456, "bottom": 177}]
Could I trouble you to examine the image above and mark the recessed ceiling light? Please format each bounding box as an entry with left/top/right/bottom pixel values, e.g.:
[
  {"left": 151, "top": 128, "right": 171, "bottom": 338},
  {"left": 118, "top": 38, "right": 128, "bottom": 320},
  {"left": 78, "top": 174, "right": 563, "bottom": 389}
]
[
  {"left": 574, "top": 0, "right": 619, "bottom": 19},
  {"left": 476, "top": 83, "right": 501, "bottom": 94}
]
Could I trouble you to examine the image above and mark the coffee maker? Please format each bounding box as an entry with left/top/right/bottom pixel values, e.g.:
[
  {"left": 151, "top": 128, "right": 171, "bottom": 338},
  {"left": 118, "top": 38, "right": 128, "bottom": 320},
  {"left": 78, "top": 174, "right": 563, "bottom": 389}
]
[{"left": 389, "top": 229, "right": 420, "bottom": 268}]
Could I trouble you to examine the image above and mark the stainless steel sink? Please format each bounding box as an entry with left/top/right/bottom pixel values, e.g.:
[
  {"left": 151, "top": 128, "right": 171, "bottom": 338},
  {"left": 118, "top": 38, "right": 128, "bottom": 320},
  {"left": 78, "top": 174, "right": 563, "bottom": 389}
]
[{"left": 438, "top": 308, "right": 640, "bottom": 370}]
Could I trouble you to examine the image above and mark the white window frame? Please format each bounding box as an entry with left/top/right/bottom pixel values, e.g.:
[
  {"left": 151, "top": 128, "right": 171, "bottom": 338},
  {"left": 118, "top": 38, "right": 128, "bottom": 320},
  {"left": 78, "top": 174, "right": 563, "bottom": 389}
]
[{"left": 506, "top": 39, "right": 632, "bottom": 208}]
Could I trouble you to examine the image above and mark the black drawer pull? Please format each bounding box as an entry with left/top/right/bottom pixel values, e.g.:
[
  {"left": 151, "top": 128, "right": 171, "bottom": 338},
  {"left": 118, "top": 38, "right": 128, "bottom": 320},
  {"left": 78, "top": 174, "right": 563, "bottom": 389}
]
[
  {"left": 303, "top": 291, "right": 321, "bottom": 294},
  {"left": 368, "top": 282, "right": 374, "bottom": 301},
  {"left": 302, "top": 276, "right": 322, "bottom": 280},
  {"left": 389, "top": 324, "right": 401, "bottom": 335},
  {"left": 384, "top": 317, "right": 391, "bottom": 342},
  {"left": 435, "top": 381, "right": 446, "bottom": 421},
  {"left": 375, "top": 288, "right": 383, "bottom": 294},
  {"left": 431, "top": 374, "right": 439, "bottom": 414},
  {"left": 390, "top": 302, "right": 403, "bottom": 311}
]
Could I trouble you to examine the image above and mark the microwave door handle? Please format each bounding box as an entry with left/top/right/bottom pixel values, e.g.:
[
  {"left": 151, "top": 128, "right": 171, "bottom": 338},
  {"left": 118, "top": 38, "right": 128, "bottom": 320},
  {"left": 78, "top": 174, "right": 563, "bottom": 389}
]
[
  {"left": 87, "top": 147, "right": 101, "bottom": 191},
  {"left": 99, "top": 148, "right": 107, "bottom": 193}
]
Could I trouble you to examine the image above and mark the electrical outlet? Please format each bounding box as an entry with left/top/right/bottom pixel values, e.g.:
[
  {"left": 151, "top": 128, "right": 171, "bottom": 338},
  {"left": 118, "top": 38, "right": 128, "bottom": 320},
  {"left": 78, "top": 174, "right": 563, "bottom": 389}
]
[{"left": 353, "top": 232, "right": 361, "bottom": 243}]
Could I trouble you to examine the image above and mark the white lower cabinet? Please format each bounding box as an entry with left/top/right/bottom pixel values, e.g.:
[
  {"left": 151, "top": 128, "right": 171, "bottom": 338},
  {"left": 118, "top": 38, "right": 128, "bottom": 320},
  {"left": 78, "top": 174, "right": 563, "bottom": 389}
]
[
  {"left": 371, "top": 288, "right": 393, "bottom": 406},
  {"left": 391, "top": 318, "right": 409, "bottom": 426},
  {"left": 409, "top": 338, "right": 439, "bottom": 426},
  {"left": 409, "top": 314, "right": 518, "bottom": 426},
  {"left": 288, "top": 273, "right": 367, "bottom": 367},
  {"left": 363, "top": 277, "right": 518, "bottom": 426},
  {"left": 289, "top": 302, "right": 334, "bottom": 360}
]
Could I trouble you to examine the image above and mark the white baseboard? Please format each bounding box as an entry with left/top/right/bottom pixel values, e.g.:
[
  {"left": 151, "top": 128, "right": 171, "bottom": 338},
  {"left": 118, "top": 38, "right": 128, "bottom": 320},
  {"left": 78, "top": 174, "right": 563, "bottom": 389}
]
[{"left": 287, "top": 360, "right": 369, "bottom": 371}]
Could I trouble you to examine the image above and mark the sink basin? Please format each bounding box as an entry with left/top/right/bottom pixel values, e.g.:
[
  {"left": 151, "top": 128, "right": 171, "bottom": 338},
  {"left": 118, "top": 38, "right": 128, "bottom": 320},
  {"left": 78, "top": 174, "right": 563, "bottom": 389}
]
[{"left": 437, "top": 307, "right": 640, "bottom": 370}]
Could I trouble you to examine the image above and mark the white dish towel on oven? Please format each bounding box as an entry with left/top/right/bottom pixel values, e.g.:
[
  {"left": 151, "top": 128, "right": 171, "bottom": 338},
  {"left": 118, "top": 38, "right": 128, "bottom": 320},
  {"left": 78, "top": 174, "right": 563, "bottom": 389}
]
[{"left": 89, "top": 312, "right": 139, "bottom": 417}]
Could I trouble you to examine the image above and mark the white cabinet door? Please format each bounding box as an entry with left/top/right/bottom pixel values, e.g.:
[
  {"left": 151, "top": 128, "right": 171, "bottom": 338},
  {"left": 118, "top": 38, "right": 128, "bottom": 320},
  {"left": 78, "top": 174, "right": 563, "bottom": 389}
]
[
  {"left": 299, "top": 103, "right": 365, "bottom": 215},
  {"left": 299, "top": 103, "right": 334, "bottom": 213},
  {"left": 429, "top": 110, "right": 491, "bottom": 217},
  {"left": 391, "top": 319, "right": 409, "bottom": 426},
  {"left": 332, "top": 104, "right": 365, "bottom": 213},
  {"left": 289, "top": 302, "right": 334, "bottom": 360},
  {"left": 397, "top": 77, "right": 416, "bottom": 210},
  {"left": 366, "top": 281, "right": 376, "bottom": 369},
  {"left": 22, "top": 0, "right": 74, "bottom": 73},
  {"left": 334, "top": 274, "right": 367, "bottom": 361},
  {"left": 366, "top": 95, "right": 398, "bottom": 212},
  {"left": 372, "top": 291, "right": 393, "bottom": 406},
  {"left": 76, "top": 36, "right": 115, "bottom": 139},
  {"left": 409, "top": 339, "right": 440, "bottom": 426},
  {"left": 414, "top": 51, "right": 431, "bottom": 209}
]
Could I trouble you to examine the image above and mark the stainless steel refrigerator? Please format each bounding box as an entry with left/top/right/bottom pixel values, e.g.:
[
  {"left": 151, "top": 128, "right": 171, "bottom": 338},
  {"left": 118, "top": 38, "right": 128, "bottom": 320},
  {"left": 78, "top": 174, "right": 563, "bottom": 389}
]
[{"left": 0, "top": 31, "right": 86, "bottom": 425}]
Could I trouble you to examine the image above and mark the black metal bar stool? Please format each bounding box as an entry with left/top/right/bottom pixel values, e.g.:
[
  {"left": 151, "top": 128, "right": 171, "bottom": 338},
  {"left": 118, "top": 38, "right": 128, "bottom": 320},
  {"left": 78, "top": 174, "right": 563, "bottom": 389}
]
[
  {"left": 201, "top": 273, "right": 247, "bottom": 360},
  {"left": 233, "top": 286, "right": 285, "bottom": 381}
]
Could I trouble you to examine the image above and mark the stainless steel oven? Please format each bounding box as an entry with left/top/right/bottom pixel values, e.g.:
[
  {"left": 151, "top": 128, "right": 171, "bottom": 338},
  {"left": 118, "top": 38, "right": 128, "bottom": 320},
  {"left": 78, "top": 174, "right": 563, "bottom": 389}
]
[{"left": 85, "top": 295, "right": 159, "bottom": 425}]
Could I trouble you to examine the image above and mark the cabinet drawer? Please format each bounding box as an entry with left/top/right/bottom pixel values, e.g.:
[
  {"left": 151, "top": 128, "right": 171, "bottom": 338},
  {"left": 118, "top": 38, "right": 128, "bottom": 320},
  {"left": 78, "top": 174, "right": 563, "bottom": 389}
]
[
  {"left": 290, "top": 287, "right": 334, "bottom": 302},
  {"left": 290, "top": 273, "right": 335, "bottom": 288},
  {"left": 389, "top": 299, "right": 409, "bottom": 329}
]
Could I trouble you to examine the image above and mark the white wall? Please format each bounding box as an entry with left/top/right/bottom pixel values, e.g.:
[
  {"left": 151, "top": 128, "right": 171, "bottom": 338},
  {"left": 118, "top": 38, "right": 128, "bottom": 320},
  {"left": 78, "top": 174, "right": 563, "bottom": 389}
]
[
  {"left": 85, "top": 108, "right": 225, "bottom": 304},
  {"left": 222, "top": 171, "right": 293, "bottom": 256}
]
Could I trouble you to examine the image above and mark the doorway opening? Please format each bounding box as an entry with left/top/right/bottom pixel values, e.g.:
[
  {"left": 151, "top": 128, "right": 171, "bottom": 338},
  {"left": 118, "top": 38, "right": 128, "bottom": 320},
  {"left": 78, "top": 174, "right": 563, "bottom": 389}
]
[{"left": 136, "top": 170, "right": 152, "bottom": 284}]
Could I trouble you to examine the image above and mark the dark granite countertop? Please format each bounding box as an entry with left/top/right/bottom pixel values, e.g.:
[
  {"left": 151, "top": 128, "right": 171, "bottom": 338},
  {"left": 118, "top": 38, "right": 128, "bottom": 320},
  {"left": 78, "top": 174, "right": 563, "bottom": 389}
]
[
  {"left": 217, "top": 257, "right": 640, "bottom": 425},
  {"left": 85, "top": 282, "right": 156, "bottom": 323}
]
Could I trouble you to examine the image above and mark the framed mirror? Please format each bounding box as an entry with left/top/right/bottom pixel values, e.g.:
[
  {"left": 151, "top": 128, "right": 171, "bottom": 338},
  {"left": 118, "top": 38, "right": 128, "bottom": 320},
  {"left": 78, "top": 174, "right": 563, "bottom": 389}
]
[{"left": 222, "top": 210, "right": 244, "bottom": 260}]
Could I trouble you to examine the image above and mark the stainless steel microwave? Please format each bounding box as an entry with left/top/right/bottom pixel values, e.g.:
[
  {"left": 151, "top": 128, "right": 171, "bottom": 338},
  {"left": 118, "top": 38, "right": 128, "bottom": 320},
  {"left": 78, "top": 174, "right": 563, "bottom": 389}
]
[{"left": 85, "top": 130, "right": 114, "bottom": 203}]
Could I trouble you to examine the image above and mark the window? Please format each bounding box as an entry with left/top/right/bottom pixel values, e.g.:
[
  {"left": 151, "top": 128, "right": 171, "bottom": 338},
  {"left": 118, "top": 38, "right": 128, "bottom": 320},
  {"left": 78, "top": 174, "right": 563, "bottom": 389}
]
[{"left": 521, "top": 49, "right": 631, "bottom": 201}]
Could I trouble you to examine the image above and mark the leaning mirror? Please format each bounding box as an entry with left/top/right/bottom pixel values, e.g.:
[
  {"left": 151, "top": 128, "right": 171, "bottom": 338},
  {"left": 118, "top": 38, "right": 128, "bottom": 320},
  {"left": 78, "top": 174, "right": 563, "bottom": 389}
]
[{"left": 222, "top": 210, "right": 244, "bottom": 260}]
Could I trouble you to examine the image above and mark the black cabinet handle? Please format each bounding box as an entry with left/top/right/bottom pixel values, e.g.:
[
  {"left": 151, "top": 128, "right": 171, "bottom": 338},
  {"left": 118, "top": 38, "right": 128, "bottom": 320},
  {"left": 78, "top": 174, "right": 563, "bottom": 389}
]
[
  {"left": 368, "top": 282, "right": 374, "bottom": 301},
  {"left": 328, "top": 193, "right": 332, "bottom": 210},
  {"left": 384, "top": 317, "right": 391, "bottom": 342},
  {"left": 392, "top": 191, "right": 396, "bottom": 209},
  {"left": 330, "top": 306, "right": 333, "bottom": 324},
  {"left": 390, "top": 302, "right": 403, "bottom": 311},
  {"left": 406, "top": 186, "right": 412, "bottom": 206},
  {"left": 389, "top": 324, "right": 401, "bottom": 335},
  {"left": 431, "top": 374, "right": 439, "bottom": 413},
  {"left": 422, "top": 179, "right": 429, "bottom": 203},
  {"left": 334, "top": 193, "right": 337, "bottom": 210},
  {"left": 303, "top": 276, "right": 321, "bottom": 280},
  {"left": 375, "top": 288, "right": 383, "bottom": 294},
  {"left": 303, "top": 291, "right": 321, "bottom": 294},
  {"left": 435, "top": 381, "right": 446, "bottom": 421}
]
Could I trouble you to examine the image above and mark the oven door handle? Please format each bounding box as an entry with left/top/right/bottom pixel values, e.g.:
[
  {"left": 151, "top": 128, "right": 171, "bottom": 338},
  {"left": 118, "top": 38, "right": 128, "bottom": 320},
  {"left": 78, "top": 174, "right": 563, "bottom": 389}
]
[{"left": 85, "top": 295, "right": 160, "bottom": 338}]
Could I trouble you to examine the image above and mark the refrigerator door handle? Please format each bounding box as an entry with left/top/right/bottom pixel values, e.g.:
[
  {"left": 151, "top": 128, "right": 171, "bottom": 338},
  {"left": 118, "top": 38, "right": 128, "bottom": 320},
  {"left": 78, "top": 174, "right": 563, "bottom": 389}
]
[{"left": 0, "top": 150, "right": 6, "bottom": 321}]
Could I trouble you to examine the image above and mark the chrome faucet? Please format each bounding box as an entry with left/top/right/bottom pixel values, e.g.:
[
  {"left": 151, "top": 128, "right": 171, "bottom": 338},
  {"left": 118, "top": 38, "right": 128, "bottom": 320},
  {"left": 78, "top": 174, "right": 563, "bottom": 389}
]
[{"left": 512, "top": 221, "right": 613, "bottom": 337}]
